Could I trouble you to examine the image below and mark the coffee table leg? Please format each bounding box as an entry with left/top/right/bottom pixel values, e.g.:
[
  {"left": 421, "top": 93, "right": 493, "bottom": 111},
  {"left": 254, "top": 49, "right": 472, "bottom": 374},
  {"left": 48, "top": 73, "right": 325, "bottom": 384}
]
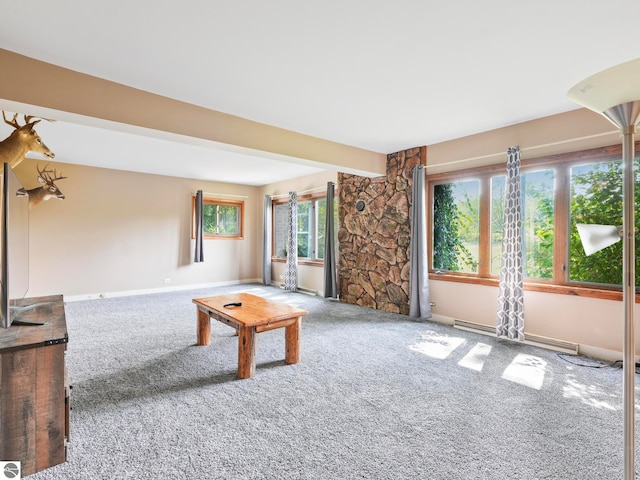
[
  {"left": 237, "top": 326, "right": 256, "bottom": 379},
  {"left": 197, "top": 308, "right": 211, "bottom": 346},
  {"left": 285, "top": 317, "right": 301, "bottom": 364}
]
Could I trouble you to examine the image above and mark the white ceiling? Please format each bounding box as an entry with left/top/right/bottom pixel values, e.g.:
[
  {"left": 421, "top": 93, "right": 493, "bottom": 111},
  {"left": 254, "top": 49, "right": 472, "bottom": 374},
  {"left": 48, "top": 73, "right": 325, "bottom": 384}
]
[{"left": 1, "top": 1, "right": 640, "bottom": 185}]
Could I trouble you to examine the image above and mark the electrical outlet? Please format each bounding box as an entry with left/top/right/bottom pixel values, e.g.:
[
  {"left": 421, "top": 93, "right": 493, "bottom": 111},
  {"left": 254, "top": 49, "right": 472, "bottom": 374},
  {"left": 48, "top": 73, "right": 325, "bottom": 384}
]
[{"left": 164, "top": 278, "right": 171, "bottom": 284}]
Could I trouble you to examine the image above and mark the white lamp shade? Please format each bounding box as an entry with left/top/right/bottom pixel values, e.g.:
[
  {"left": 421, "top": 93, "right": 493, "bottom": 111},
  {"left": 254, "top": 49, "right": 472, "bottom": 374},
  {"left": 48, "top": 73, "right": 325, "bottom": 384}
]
[
  {"left": 576, "top": 223, "right": 622, "bottom": 256},
  {"left": 567, "top": 58, "right": 640, "bottom": 114}
]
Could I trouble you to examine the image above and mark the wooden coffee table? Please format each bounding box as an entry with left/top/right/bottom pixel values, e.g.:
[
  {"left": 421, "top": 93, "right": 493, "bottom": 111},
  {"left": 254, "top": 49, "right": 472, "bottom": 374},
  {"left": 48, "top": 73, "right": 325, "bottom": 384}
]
[{"left": 193, "top": 292, "right": 308, "bottom": 379}]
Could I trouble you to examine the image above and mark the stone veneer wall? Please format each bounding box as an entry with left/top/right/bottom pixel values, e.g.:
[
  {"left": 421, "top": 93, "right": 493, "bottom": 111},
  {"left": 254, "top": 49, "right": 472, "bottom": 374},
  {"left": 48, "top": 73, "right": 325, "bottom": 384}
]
[{"left": 338, "top": 146, "right": 425, "bottom": 314}]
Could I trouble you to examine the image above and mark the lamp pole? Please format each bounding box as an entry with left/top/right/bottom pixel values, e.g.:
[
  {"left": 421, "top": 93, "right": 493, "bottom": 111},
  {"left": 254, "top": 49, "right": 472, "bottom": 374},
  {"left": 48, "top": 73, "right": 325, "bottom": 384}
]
[
  {"left": 619, "top": 119, "right": 637, "bottom": 480},
  {"left": 599, "top": 102, "right": 639, "bottom": 480},
  {"left": 568, "top": 59, "right": 640, "bottom": 480}
]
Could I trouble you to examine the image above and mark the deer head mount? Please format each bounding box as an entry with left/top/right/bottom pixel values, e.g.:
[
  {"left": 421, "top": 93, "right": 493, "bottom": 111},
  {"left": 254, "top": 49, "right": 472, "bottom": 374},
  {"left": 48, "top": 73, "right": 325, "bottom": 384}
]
[
  {"left": 21, "top": 164, "right": 67, "bottom": 209},
  {"left": 0, "top": 111, "right": 55, "bottom": 169}
]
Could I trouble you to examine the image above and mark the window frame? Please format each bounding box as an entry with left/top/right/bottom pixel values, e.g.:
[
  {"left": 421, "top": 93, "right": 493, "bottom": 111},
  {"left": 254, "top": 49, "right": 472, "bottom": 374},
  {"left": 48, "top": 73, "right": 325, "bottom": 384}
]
[
  {"left": 271, "top": 193, "right": 328, "bottom": 266},
  {"left": 191, "top": 196, "right": 244, "bottom": 240},
  {"left": 427, "top": 142, "right": 640, "bottom": 302}
]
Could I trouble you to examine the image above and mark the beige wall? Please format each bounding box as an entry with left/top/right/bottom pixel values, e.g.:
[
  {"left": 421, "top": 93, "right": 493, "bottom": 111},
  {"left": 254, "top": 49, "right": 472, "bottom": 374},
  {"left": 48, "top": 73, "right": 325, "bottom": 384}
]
[
  {"left": 16, "top": 159, "right": 261, "bottom": 299},
  {"left": 426, "top": 109, "right": 635, "bottom": 357},
  {"left": 429, "top": 280, "right": 624, "bottom": 354},
  {"left": 426, "top": 108, "right": 619, "bottom": 174}
]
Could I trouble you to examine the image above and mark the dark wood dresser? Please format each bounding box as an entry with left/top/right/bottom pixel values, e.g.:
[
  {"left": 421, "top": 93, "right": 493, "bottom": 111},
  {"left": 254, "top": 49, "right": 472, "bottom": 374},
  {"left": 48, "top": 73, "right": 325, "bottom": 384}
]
[{"left": 0, "top": 295, "right": 69, "bottom": 476}]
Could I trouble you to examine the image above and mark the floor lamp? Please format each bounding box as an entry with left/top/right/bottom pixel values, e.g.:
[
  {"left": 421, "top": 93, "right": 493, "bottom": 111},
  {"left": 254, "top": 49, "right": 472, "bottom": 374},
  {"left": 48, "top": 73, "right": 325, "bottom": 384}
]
[{"left": 568, "top": 58, "right": 640, "bottom": 480}]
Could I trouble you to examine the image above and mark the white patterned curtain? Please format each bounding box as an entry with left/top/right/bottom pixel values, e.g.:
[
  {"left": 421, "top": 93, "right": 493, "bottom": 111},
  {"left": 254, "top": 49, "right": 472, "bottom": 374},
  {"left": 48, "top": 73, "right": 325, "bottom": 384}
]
[
  {"left": 409, "top": 165, "right": 431, "bottom": 319},
  {"left": 284, "top": 192, "right": 298, "bottom": 291},
  {"left": 262, "top": 195, "right": 272, "bottom": 285},
  {"left": 496, "top": 146, "right": 524, "bottom": 341}
]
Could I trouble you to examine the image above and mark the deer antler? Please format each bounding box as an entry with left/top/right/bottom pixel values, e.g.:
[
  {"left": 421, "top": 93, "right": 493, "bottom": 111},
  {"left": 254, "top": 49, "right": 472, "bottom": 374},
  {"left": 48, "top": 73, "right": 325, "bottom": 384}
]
[
  {"left": 23, "top": 114, "right": 41, "bottom": 126},
  {"left": 23, "top": 114, "right": 55, "bottom": 124},
  {"left": 37, "top": 164, "right": 67, "bottom": 185},
  {"left": 2, "top": 111, "right": 20, "bottom": 129},
  {"left": 2, "top": 111, "right": 55, "bottom": 129}
]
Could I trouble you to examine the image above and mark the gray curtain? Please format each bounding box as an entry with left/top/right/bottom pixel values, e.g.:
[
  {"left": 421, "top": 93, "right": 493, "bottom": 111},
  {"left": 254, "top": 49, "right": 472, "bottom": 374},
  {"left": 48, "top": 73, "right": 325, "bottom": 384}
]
[
  {"left": 194, "top": 190, "right": 204, "bottom": 263},
  {"left": 409, "top": 165, "right": 431, "bottom": 319},
  {"left": 262, "top": 195, "right": 272, "bottom": 285},
  {"left": 323, "top": 182, "right": 337, "bottom": 298},
  {"left": 496, "top": 146, "right": 525, "bottom": 341},
  {"left": 284, "top": 192, "right": 298, "bottom": 291}
]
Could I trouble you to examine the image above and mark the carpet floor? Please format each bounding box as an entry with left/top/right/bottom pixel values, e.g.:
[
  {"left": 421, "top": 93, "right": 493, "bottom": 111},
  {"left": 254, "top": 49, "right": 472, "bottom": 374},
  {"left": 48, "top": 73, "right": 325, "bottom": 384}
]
[{"left": 27, "top": 284, "right": 638, "bottom": 479}]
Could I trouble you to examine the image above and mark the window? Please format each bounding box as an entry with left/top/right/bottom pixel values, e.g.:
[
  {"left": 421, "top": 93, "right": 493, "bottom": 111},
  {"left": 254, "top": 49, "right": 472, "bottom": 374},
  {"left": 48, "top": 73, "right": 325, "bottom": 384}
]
[
  {"left": 297, "top": 200, "right": 312, "bottom": 257},
  {"left": 432, "top": 180, "right": 480, "bottom": 273},
  {"left": 273, "top": 194, "right": 335, "bottom": 262},
  {"left": 568, "top": 159, "right": 640, "bottom": 286},
  {"left": 273, "top": 203, "right": 289, "bottom": 257},
  {"left": 192, "top": 197, "right": 244, "bottom": 239},
  {"left": 428, "top": 142, "right": 640, "bottom": 298}
]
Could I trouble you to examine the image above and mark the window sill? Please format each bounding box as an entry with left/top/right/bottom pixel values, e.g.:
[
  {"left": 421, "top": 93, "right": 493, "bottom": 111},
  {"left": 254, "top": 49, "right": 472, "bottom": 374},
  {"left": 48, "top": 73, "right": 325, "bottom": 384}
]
[
  {"left": 428, "top": 272, "right": 639, "bottom": 302},
  {"left": 203, "top": 236, "right": 244, "bottom": 240}
]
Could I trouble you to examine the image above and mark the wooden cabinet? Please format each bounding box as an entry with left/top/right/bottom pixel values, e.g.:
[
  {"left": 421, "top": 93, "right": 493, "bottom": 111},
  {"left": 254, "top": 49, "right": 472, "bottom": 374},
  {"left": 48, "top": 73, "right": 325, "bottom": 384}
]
[{"left": 0, "top": 295, "right": 69, "bottom": 476}]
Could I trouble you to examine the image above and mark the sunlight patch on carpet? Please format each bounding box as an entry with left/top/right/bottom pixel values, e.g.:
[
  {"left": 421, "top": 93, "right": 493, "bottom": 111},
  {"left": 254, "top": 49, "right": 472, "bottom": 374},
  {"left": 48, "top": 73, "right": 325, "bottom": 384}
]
[
  {"left": 410, "top": 330, "right": 465, "bottom": 359},
  {"left": 502, "top": 353, "right": 547, "bottom": 390},
  {"left": 238, "top": 287, "right": 306, "bottom": 306},
  {"left": 563, "top": 374, "right": 617, "bottom": 410},
  {"left": 458, "top": 343, "right": 492, "bottom": 371}
]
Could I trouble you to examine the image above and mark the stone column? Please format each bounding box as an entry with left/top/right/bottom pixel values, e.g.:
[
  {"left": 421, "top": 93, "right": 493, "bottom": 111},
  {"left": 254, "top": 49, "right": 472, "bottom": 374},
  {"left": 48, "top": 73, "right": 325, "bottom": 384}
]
[{"left": 338, "top": 146, "right": 425, "bottom": 314}]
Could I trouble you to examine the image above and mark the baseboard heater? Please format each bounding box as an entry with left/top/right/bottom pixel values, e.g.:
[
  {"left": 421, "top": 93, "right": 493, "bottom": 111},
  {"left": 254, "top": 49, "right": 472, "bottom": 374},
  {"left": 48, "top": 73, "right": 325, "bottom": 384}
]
[
  {"left": 278, "top": 284, "right": 318, "bottom": 296},
  {"left": 453, "top": 319, "right": 579, "bottom": 354}
]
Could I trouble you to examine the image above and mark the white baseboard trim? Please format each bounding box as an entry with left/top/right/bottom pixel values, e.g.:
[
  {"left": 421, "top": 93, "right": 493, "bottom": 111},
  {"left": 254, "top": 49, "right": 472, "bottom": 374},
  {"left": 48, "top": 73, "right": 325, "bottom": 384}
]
[{"left": 64, "top": 278, "right": 263, "bottom": 302}]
